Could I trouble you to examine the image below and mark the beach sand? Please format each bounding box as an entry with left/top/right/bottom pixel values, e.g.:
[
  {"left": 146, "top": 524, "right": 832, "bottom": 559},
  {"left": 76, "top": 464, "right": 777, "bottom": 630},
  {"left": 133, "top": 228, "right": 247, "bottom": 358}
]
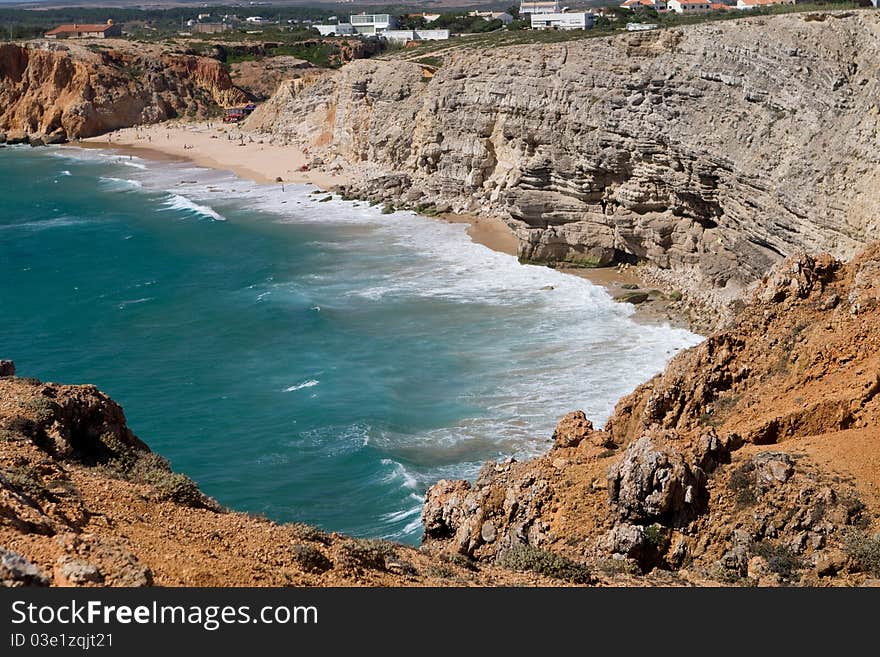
[
  {"left": 80, "top": 120, "right": 689, "bottom": 328},
  {"left": 82, "top": 120, "right": 343, "bottom": 189},
  {"left": 79, "top": 121, "right": 520, "bottom": 258}
]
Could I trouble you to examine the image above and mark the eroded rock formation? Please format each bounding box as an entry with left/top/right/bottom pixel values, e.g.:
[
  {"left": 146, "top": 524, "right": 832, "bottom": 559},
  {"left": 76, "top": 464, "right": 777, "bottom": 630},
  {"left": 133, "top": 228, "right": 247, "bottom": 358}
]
[
  {"left": 423, "top": 243, "right": 880, "bottom": 584},
  {"left": 0, "top": 40, "right": 248, "bottom": 141},
  {"left": 252, "top": 12, "right": 880, "bottom": 305}
]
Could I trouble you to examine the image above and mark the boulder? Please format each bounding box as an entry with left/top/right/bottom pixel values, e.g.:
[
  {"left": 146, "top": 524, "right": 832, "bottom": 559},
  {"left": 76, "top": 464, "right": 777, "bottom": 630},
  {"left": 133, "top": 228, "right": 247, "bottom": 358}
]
[
  {"left": 55, "top": 556, "right": 103, "bottom": 585},
  {"left": 752, "top": 452, "right": 794, "bottom": 491},
  {"left": 551, "top": 411, "right": 594, "bottom": 449},
  {"left": 0, "top": 548, "right": 49, "bottom": 587},
  {"left": 421, "top": 479, "right": 472, "bottom": 541},
  {"left": 43, "top": 129, "right": 68, "bottom": 145},
  {"left": 0, "top": 360, "right": 14, "bottom": 377},
  {"left": 5, "top": 131, "right": 28, "bottom": 145},
  {"left": 608, "top": 436, "right": 708, "bottom": 526}
]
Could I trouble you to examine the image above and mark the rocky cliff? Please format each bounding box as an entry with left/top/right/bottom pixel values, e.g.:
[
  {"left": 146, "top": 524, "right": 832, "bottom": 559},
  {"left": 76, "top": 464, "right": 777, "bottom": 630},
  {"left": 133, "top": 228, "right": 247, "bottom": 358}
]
[
  {"left": 4, "top": 244, "right": 879, "bottom": 587},
  {"left": 0, "top": 368, "right": 587, "bottom": 587},
  {"left": 250, "top": 11, "right": 880, "bottom": 307},
  {"left": 0, "top": 40, "right": 248, "bottom": 141},
  {"left": 422, "top": 242, "right": 880, "bottom": 585}
]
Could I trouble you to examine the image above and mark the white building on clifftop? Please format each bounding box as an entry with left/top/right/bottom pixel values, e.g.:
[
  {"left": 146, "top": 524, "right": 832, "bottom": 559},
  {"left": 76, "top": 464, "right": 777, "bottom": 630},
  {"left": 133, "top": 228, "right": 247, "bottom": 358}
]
[
  {"left": 520, "top": 1, "right": 560, "bottom": 14},
  {"left": 531, "top": 11, "right": 594, "bottom": 29}
]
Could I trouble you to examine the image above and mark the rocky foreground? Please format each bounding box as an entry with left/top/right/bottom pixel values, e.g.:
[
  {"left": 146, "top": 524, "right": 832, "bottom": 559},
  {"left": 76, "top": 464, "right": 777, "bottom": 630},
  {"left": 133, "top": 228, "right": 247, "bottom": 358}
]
[
  {"left": 248, "top": 11, "right": 880, "bottom": 321},
  {"left": 423, "top": 243, "right": 880, "bottom": 586},
  {"left": 3, "top": 244, "right": 880, "bottom": 587}
]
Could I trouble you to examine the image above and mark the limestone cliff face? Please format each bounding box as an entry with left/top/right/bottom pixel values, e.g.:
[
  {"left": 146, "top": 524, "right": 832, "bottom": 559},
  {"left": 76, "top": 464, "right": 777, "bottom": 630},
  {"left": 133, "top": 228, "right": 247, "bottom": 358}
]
[
  {"left": 252, "top": 12, "right": 880, "bottom": 299},
  {"left": 0, "top": 41, "right": 248, "bottom": 140}
]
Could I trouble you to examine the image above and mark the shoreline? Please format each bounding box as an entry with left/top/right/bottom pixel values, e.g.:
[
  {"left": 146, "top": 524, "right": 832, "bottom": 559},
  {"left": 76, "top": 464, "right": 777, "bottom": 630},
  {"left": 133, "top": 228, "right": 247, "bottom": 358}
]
[{"left": 79, "top": 121, "right": 691, "bottom": 330}]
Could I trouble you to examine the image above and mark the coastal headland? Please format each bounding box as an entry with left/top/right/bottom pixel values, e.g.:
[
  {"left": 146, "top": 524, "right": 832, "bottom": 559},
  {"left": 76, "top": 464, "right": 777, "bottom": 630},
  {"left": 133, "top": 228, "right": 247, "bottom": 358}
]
[{"left": 2, "top": 10, "right": 880, "bottom": 587}]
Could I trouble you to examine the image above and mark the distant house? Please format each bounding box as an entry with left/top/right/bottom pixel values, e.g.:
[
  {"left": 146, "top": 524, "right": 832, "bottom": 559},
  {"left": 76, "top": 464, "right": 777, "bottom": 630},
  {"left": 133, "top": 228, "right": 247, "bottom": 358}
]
[
  {"left": 468, "top": 11, "right": 514, "bottom": 25},
  {"left": 403, "top": 12, "right": 442, "bottom": 23},
  {"left": 736, "top": 0, "right": 792, "bottom": 8},
  {"left": 314, "top": 23, "right": 356, "bottom": 36},
  {"left": 192, "top": 23, "right": 230, "bottom": 35},
  {"left": 45, "top": 19, "right": 122, "bottom": 39},
  {"left": 620, "top": 0, "right": 668, "bottom": 10},
  {"left": 348, "top": 13, "right": 400, "bottom": 34},
  {"left": 667, "top": 0, "right": 712, "bottom": 12},
  {"left": 520, "top": 1, "right": 561, "bottom": 14},
  {"left": 530, "top": 12, "right": 594, "bottom": 29},
  {"left": 245, "top": 16, "right": 273, "bottom": 25}
]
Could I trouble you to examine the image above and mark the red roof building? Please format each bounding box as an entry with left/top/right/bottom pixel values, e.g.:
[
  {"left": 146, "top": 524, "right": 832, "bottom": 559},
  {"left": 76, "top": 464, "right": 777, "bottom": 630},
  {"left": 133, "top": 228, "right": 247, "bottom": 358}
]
[{"left": 45, "top": 20, "right": 122, "bottom": 39}]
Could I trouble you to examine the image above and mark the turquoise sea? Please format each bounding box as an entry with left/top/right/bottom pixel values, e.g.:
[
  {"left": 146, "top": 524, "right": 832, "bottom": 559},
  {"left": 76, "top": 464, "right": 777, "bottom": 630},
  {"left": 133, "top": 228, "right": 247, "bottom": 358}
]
[{"left": 0, "top": 146, "right": 701, "bottom": 543}]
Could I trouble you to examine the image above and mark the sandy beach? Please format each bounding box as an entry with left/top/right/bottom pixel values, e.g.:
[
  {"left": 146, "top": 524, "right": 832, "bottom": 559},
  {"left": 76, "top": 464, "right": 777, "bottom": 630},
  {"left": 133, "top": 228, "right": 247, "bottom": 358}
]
[
  {"left": 79, "top": 120, "right": 688, "bottom": 328},
  {"left": 82, "top": 120, "right": 343, "bottom": 189},
  {"left": 79, "top": 120, "right": 521, "bottom": 258}
]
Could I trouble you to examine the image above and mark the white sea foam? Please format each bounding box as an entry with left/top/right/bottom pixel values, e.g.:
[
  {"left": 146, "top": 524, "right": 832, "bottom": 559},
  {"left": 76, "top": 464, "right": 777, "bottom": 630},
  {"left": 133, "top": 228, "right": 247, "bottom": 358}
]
[
  {"left": 162, "top": 194, "right": 226, "bottom": 222},
  {"left": 284, "top": 380, "right": 319, "bottom": 392},
  {"left": 99, "top": 176, "right": 143, "bottom": 190},
  {"left": 117, "top": 297, "right": 154, "bottom": 309},
  {"left": 44, "top": 145, "right": 705, "bottom": 541},
  {"left": 60, "top": 170, "right": 71, "bottom": 176},
  {"left": 0, "top": 216, "right": 88, "bottom": 232}
]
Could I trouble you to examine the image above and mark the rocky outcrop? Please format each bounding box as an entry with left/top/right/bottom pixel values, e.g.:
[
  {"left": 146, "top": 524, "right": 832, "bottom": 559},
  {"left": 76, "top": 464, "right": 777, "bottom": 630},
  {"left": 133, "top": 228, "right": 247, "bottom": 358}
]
[
  {"left": 253, "top": 12, "right": 880, "bottom": 305},
  {"left": 423, "top": 243, "right": 880, "bottom": 584},
  {"left": 0, "top": 40, "right": 248, "bottom": 140},
  {"left": 0, "top": 368, "right": 606, "bottom": 586}
]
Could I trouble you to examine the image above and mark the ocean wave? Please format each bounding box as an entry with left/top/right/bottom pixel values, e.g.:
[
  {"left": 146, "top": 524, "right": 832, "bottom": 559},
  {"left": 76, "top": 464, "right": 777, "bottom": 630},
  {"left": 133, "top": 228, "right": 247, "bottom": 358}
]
[
  {"left": 99, "top": 176, "right": 143, "bottom": 190},
  {"left": 162, "top": 194, "right": 226, "bottom": 222},
  {"left": 0, "top": 216, "right": 89, "bottom": 232},
  {"left": 117, "top": 297, "right": 154, "bottom": 309},
  {"left": 283, "top": 379, "right": 319, "bottom": 392}
]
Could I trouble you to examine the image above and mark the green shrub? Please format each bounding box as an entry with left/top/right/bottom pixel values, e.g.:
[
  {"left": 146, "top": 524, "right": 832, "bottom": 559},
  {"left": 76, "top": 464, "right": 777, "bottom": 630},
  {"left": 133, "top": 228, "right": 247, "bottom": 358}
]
[
  {"left": 844, "top": 531, "right": 880, "bottom": 576},
  {"left": 1, "top": 466, "right": 49, "bottom": 500},
  {"left": 728, "top": 463, "right": 757, "bottom": 507},
  {"left": 290, "top": 523, "right": 331, "bottom": 545},
  {"left": 644, "top": 524, "right": 670, "bottom": 552},
  {"left": 753, "top": 541, "right": 803, "bottom": 580},
  {"left": 498, "top": 545, "right": 592, "bottom": 584},
  {"left": 381, "top": 204, "right": 395, "bottom": 215},
  {"left": 292, "top": 543, "right": 333, "bottom": 574},
  {"left": 338, "top": 539, "right": 396, "bottom": 571},
  {"left": 129, "top": 453, "right": 205, "bottom": 508}
]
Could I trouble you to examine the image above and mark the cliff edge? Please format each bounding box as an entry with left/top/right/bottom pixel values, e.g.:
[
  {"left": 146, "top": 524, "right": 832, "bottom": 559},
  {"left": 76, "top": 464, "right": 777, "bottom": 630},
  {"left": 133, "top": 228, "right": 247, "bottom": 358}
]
[
  {"left": 3, "top": 242, "right": 879, "bottom": 587},
  {"left": 0, "top": 40, "right": 247, "bottom": 142},
  {"left": 423, "top": 242, "right": 880, "bottom": 585},
  {"left": 250, "top": 11, "right": 880, "bottom": 313}
]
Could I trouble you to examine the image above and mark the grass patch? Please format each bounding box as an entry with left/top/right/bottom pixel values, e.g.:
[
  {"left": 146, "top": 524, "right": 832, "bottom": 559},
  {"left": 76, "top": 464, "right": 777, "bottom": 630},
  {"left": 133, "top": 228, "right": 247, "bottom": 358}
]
[
  {"left": 413, "top": 56, "right": 444, "bottom": 69},
  {"left": 844, "top": 530, "right": 880, "bottom": 576},
  {"left": 727, "top": 462, "right": 757, "bottom": 507},
  {"left": 1, "top": 466, "right": 50, "bottom": 500},
  {"left": 291, "top": 543, "right": 333, "bottom": 574},
  {"left": 128, "top": 452, "right": 207, "bottom": 508},
  {"left": 289, "top": 523, "right": 331, "bottom": 545},
  {"left": 753, "top": 541, "right": 803, "bottom": 580},
  {"left": 338, "top": 538, "right": 397, "bottom": 572},
  {"left": 498, "top": 545, "right": 593, "bottom": 584}
]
